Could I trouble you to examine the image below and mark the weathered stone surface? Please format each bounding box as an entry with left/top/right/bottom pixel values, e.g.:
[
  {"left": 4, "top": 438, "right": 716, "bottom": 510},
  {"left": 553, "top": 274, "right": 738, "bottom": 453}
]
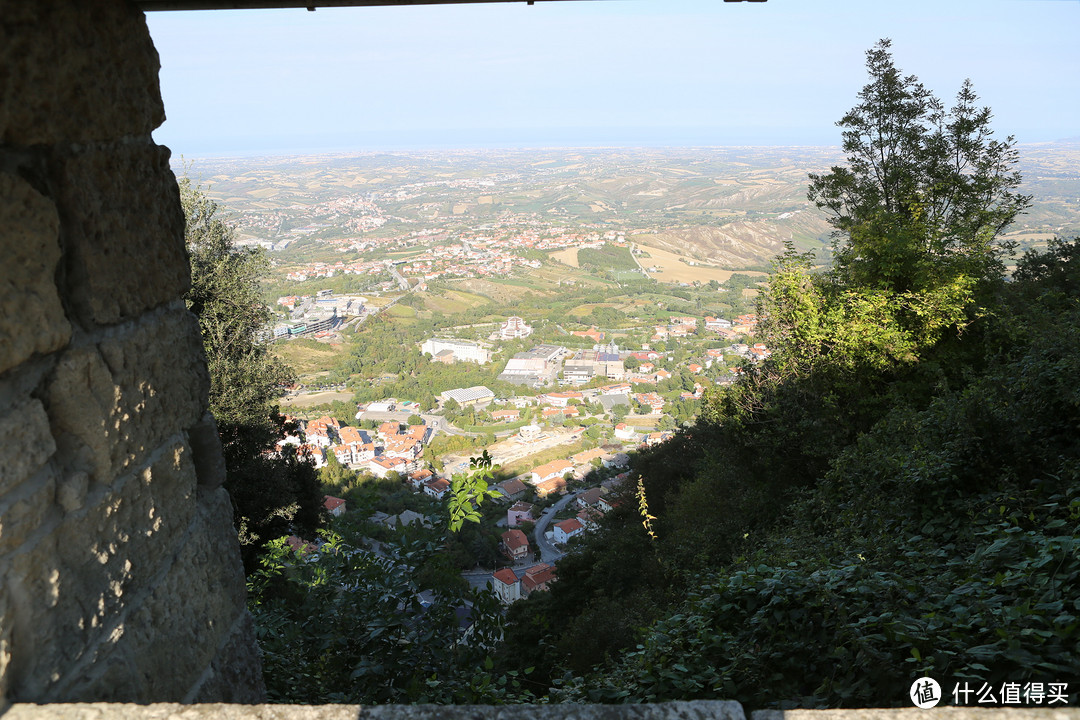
[
  {"left": 2, "top": 532, "right": 62, "bottom": 700},
  {"left": 0, "top": 398, "right": 57, "bottom": 498},
  {"left": 43, "top": 345, "right": 116, "bottom": 487},
  {"left": 188, "top": 412, "right": 227, "bottom": 491},
  {"left": 56, "top": 471, "right": 89, "bottom": 514},
  {"left": 56, "top": 488, "right": 248, "bottom": 702},
  {"left": 95, "top": 309, "right": 209, "bottom": 475},
  {"left": 3, "top": 441, "right": 196, "bottom": 700},
  {"left": 54, "top": 144, "right": 188, "bottom": 326},
  {"left": 1, "top": 701, "right": 754, "bottom": 720},
  {"left": 0, "top": 1, "right": 164, "bottom": 145},
  {"left": 2, "top": 0, "right": 259, "bottom": 705},
  {"left": 46, "top": 309, "right": 209, "bottom": 487},
  {"left": 0, "top": 173, "right": 71, "bottom": 375},
  {"left": 0, "top": 468, "right": 57, "bottom": 555},
  {"left": 187, "top": 611, "right": 267, "bottom": 704},
  {"left": 0, "top": 589, "right": 12, "bottom": 701}
]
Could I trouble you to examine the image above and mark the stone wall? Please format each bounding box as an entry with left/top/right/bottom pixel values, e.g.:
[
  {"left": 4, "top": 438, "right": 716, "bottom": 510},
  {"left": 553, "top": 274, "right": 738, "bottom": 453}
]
[{"left": 0, "top": 0, "right": 263, "bottom": 705}]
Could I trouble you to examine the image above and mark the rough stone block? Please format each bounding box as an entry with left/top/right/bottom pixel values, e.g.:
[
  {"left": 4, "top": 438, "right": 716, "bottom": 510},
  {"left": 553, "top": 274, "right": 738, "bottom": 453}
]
[
  {"left": 0, "top": 173, "right": 71, "bottom": 375},
  {"left": 1, "top": 532, "right": 62, "bottom": 700},
  {"left": 188, "top": 413, "right": 226, "bottom": 491},
  {"left": 0, "top": 589, "right": 11, "bottom": 701},
  {"left": 57, "top": 488, "right": 248, "bottom": 702},
  {"left": 0, "top": 2, "right": 165, "bottom": 145},
  {"left": 0, "top": 468, "right": 57, "bottom": 555},
  {"left": 0, "top": 398, "right": 57, "bottom": 498},
  {"left": 54, "top": 144, "right": 188, "bottom": 326},
  {"left": 43, "top": 345, "right": 117, "bottom": 487},
  {"left": 46, "top": 309, "right": 209, "bottom": 486},
  {"left": 2, "top": 701, "right": 753, "bottom": 720},
  {"left": 4, "top": 441, "right": 198, "bottom": 701},
  {"left": 186, "top": 611, "right": 266, "bottom": 704}
]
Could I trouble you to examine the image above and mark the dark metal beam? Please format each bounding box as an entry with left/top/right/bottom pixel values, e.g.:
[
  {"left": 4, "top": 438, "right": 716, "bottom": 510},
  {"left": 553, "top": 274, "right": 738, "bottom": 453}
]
[
  {"left": 137, "top": 0, "right": 763, "bottom": 10},
  {"left": 137, "top": 0, "right": 607, "bottom": 10}
]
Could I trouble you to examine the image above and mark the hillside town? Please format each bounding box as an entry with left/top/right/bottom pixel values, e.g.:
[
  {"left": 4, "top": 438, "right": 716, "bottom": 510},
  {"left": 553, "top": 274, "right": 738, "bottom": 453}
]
[
  {"left": 282, "top": 224, "right": 626, "bottom": 285},
  {"left": 279, "top": 305, "right": 768, "bottom": 603}
]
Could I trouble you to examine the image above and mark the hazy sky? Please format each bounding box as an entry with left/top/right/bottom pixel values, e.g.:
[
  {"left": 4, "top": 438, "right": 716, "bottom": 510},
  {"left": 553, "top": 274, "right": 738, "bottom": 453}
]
[{"left": 147, "top": 0, "right": 1079, "bottom": 156}]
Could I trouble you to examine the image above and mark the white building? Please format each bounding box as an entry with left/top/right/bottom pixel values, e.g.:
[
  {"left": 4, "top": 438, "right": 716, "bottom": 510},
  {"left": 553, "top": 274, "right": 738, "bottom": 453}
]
[
  {"left": 496, "top": 316, "right": 533, "bottom": 340},
  {"left": 441, "top": 386, "right": 495, "bottom": 407},
  {"left": 420, "top": 338, "right": 491, "bottom": 364},
  {"left": 553, "top": 518, "right": 585, "bottom": 544},
  {"left": 489, "top": 568, "right": 521, "bottom": 604}
]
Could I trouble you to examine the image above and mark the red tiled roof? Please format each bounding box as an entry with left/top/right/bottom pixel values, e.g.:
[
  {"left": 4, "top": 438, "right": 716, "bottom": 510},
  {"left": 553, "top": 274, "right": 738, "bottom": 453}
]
[
  {"left": 497, "top": 479, "right": 528, "bottom": 495},
  {"left": 492, "top": 568, "right": 518, "bottom": 586},
  {"left": 522, "top": 563, "right": 555, "bottom": 592},
  {"left": 339, "top": 426, "right": 366, "bottom": 444},
  {"left": 424, "top": 478, "right": 450, "bottom": 492},
  {"left": 556, "top": 518, "right": 583, "bottom": 533},
  {"left": 501, "top": 529, "right": 529, "bottom": 550}
]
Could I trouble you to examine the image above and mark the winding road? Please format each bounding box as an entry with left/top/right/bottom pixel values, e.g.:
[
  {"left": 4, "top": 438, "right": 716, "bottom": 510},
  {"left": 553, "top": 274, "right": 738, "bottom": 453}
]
[{"left": 532, "top": 490, "right": 579, "bottom": 564}]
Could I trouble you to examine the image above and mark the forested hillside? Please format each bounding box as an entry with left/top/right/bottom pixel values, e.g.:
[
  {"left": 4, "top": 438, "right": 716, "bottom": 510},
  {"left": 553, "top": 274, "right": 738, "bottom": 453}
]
[{"left": 495, "top": 41, "right": 1080, "bottom": 708}]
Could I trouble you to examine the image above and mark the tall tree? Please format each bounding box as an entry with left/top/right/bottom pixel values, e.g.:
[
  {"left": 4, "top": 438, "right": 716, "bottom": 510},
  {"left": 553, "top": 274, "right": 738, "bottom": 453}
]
[
  {"left": 180, "top": 176, "right": 322, "bottom": 566},
  {"left": 808, "top": 39, "right": 1030, "bottom": 295}
]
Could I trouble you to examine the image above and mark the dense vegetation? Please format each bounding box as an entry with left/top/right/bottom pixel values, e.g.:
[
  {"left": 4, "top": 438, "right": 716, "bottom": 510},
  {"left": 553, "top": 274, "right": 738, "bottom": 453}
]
[
  {"left": 494, "top": 42, "right": 1080, "bottom": 707},
  {"left": 191, "top": 40, "right": 1078, "bottom": 707},
  {"left": 182, "top": 176, "right": 323, "bottom": 569}
]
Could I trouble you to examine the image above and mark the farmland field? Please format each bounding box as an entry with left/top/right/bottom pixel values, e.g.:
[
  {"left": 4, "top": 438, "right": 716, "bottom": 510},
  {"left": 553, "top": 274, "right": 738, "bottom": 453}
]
[
  {"left": 636, "top": 244, "right": 768, "bottom": 284},
  {"left": 279, "top": 390, "right": 354, "bottom": 409},
  {"left": 550, "top": 248, "right": 579, "bottom": 266},
  {"left": 272, "top": 339, "right": 347, "bottom": 375}
]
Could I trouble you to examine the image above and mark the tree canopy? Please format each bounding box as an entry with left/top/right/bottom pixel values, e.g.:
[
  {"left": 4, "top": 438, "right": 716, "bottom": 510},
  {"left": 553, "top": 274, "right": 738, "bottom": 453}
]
[
  {"left": 181, "top": 175, "right": 322, "bottom": 567},
  {"left": 809, "top": 39, "right": 1030, "bottom": 295},
  {"left": 494, "top": 42, "right": 1080, "bottom": 709}
]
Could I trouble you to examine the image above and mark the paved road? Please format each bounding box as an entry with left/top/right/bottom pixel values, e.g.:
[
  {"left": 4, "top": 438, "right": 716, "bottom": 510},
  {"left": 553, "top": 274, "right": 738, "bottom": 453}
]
[
  {"left": 359, "top": 409, "right": 456, "bottom": 430},
  {"left": 532, "top": 490, "right": 579, "bottom": 564},
  {"left": 358, "top": 410, "right": 527, "bottom": 442},
  {"left": 629, "top": 242, "right": 651, "bottom": 278},
  {"left": 389, "top": 265, "right": 410, "bottom": 291}
]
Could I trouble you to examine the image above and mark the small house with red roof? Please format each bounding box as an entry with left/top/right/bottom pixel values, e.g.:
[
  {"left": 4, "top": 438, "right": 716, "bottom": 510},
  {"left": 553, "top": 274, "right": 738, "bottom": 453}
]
[
  {"left": 508, "top": 501, "right": 534, "bottom": 528},
  {"left": 489, "top": 567, "right": 521, "bottom": 604},
  {"left": 521, "top": 563, "right": 555, "bottom": 596},
  {"left": 501, "top": 528, "right": 530, "bottom": 560},
  {"left": 553, "top": 518, "right": 585, "bottom": 544},
  {"left": 367, "top": 455, "right": 408, "bottom": 479},
  {"left": 323, "top": 495, "right": 346, "bottom": 517},
  {"left": 529, "top": 459, "right": 574, "bottom": 485},
  {"left": 422, "top": 477, "right": 451, "bottom": 500},
  {"left": 534, "top": 476, "right": 568, "bottom": 498},
  {"left": 491, "top": 409, "right": 520, "bottom": 422}
]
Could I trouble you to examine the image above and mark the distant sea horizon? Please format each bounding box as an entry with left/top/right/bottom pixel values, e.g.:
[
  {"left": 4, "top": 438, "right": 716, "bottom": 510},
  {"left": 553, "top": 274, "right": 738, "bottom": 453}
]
[
  {"left": 159, "top": 128, "right": 1075, "bottom": 161},
  {"left": 155, "top": 126, "right": 854, "bottom": 160}
]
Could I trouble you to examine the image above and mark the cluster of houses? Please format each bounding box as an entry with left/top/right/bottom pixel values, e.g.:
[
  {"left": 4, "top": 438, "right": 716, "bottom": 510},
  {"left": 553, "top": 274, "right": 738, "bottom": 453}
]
[
  {"left": 285, "top": 258, "right": 394, "bottom": 283},
  {"left": 704, "top": 313, "right": 759, "bottom": 340},
  {"left": 649, "top": 313, "right": 759, "bottom": 343},
  {"left": 283, "top": 415, "right": 455, "bottom": 498},
  {"left": 397, "top": 245, "right": 542, "bottom": 283},
  {"left": 489, "top": 564, "right": 556, "bottom": 604},
  {"left": 282, "top": 226, "right": 626, "bottom": 286},
  {"left": 487, "top": 485, "right": 624, "bottom": 604},
  {"left": 272, "top": 290, "right": 367, "bottom": 340}
]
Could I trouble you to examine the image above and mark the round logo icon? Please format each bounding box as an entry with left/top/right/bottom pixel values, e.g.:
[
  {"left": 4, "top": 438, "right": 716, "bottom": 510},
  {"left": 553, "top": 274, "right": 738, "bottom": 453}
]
[{"left": 910, "top": 677, "right": 942, "bottom": 709}]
